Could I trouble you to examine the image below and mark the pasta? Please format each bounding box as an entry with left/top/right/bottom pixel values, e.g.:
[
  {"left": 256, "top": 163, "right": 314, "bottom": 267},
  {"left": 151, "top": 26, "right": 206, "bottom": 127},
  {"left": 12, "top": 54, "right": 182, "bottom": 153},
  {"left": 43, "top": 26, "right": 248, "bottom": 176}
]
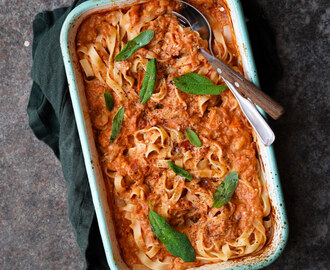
[{"left": 76, "top": 0, "right": 272, "bottom": 269}]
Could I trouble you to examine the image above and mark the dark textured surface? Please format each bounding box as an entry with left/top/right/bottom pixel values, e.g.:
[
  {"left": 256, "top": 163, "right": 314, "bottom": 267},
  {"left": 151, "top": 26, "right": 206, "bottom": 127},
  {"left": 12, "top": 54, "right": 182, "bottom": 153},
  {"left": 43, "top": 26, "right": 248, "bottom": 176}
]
[
  {"left": 0, "top": 0, "right": 329, "bottom": 269},
  {"left": 0, "top": 1, "right": 84, "bottom": 269}
]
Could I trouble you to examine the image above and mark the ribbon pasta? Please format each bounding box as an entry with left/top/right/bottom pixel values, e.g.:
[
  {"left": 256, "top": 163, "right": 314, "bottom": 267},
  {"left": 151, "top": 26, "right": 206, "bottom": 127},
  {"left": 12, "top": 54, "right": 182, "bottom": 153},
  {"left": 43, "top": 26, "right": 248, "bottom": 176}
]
[{"left": 76, "top": 0, "right": 272, "bottom": 269}]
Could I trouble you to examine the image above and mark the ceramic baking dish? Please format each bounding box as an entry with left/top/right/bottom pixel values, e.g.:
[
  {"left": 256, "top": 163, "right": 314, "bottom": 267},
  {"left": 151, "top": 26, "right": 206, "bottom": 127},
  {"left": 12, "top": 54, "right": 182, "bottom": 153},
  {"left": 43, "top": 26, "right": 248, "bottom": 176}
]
[{"left": 60, "top": 0, "right": 288, "bottom": 269}]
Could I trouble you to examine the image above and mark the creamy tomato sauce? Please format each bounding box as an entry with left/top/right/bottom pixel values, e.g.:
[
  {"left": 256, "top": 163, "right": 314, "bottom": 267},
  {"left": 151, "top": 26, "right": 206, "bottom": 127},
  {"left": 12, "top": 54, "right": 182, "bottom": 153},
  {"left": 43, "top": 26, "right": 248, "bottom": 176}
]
[{"left": 76, "top": 0, "right": 269, "bottom": 269}]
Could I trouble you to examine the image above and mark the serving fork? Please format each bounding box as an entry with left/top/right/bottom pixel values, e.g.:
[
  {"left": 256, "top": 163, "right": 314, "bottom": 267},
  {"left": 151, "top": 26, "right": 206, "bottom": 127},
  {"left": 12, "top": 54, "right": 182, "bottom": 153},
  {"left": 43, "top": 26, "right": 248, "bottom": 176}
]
[{"left": 172, "top": 1, "right": 284, "bottom": 145}]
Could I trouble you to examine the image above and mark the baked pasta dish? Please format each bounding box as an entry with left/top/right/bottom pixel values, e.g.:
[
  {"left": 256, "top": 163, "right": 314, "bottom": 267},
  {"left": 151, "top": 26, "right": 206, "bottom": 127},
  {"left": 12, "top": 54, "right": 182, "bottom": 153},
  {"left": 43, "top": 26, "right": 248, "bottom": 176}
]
[{"left": 76, "top": 0, "right": 272, "bottom": 269}]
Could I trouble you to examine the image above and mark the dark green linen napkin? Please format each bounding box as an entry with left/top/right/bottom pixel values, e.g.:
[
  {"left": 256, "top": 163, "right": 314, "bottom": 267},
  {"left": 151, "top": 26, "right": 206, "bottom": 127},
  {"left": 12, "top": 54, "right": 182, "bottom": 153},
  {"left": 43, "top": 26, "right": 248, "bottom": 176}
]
[{"left": 27, "top": 1, "right": 109, "bottom": 269}]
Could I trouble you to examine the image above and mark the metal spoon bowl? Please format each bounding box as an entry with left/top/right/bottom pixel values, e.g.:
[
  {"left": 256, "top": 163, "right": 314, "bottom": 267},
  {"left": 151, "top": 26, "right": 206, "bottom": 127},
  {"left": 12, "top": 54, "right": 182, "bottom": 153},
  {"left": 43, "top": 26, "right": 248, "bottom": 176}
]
[
  {"left": 171, "top": 1, "right": 276, "bottom": 146},
  {"left": 171, "top": 4, "right": 214, "bottom": 55}
]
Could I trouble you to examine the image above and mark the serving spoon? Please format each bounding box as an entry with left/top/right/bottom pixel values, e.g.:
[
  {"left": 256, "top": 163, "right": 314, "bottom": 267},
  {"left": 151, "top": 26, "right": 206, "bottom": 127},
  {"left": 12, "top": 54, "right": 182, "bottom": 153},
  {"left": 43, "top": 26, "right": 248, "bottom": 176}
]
[{"left": 171, "top": 1, "right": 280, "bottom": 145}]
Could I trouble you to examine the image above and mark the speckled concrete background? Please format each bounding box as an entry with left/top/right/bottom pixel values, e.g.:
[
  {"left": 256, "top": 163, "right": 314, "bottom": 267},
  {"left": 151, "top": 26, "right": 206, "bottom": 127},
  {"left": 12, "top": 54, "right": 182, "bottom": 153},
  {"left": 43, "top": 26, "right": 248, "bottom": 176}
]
[{"left": 0, "top": 0, "right": 329, "bottom": 269}]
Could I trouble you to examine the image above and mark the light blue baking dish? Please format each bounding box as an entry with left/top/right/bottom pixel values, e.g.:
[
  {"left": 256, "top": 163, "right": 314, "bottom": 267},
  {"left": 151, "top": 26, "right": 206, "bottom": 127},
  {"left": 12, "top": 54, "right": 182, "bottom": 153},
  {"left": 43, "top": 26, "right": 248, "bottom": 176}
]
[{"left": 60, "top": 0, "right": 288, "bottom": 269}]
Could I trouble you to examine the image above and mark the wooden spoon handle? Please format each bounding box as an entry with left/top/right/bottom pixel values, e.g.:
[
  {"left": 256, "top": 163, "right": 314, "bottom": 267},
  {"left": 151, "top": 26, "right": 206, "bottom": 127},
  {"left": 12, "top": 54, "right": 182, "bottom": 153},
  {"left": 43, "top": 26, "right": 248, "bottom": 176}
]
[{"left": 201, "top": 49, "right": 285, "bottom": 120}]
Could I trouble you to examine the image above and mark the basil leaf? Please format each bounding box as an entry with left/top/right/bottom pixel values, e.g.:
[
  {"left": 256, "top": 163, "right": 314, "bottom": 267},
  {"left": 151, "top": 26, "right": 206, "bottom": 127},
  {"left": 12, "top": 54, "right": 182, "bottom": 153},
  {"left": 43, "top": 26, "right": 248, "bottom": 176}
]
[
  {"left": 103, "top": 92, "right": 114, "bottom": 111},
  {"left": 148, "top": 200, "right": 196, "bottom": 262},
  {"left": 140, "top": 58, "right": 157, "bottom": 104},
  {"left": 168, "top": 161, "right": 192, "bottom": 181},
  {"left": 114, "top": 30, "right": 154, "bottom": 61},
  {"left": 173, "top": 73, "right": 227, "bottom": 95},
  {"left": 185, "top": 129, "right": 202, "bottom": 147},
  {"left": 212, "top": 171, "right": 239, "bottom": 208},
  {"left": 110, "top": 106, "right": 124, "bottom": 143}
]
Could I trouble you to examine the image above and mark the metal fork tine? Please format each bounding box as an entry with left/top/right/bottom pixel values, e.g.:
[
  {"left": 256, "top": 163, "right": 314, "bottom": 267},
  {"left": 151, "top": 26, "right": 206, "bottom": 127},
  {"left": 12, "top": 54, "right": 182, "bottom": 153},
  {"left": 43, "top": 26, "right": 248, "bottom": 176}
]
[{"left": 171, "top": 11, "right": 192, "bottom": 28}]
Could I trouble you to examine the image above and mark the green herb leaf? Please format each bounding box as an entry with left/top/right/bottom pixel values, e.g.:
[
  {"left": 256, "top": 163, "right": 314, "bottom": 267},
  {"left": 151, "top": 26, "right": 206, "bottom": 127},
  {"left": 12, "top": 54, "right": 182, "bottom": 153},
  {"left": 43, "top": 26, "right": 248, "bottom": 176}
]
[
  {"left": 168, "top": 161, "right": 192, "bottom": 181},
  {"left": 212, "top": 171, "right": 239, "bottom": 208},
  {"left": 103, "top": 92, "right": 114, "bottom": 111},
  {"left": 140, "top": 58, "right": 157, "bottom": 104},
  {"left": 110, "top": 106, "right": 124, "bottom": 143},
  {"left": 185, "top": 129, "right": 202, "bottom": 147},
  {"left": 173, "top": 73, "right": 228, "bottom": 95},
  {"left": 148, "top": 200, "right": 196, "bottom": 262},
  {"left": 114, "top": 30, "right": 154, "bottom": 61}
]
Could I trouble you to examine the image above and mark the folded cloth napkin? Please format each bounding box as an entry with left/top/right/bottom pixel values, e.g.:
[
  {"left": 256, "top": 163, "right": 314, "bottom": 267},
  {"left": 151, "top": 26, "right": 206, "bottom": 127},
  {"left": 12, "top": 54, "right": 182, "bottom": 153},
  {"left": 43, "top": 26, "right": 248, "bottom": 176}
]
[
  {"left": 27, "top": 1, "right": 109, "bottom": 269},
  {"left": 27, "top": 1, "right": 280, "bottom": 269}
]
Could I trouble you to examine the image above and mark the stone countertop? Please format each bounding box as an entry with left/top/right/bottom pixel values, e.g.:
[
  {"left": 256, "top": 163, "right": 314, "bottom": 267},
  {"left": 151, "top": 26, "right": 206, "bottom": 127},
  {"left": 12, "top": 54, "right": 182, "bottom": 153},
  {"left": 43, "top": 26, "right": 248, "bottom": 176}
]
[{"left": 0, "top": 0, "right": 329, "bottom": 269}]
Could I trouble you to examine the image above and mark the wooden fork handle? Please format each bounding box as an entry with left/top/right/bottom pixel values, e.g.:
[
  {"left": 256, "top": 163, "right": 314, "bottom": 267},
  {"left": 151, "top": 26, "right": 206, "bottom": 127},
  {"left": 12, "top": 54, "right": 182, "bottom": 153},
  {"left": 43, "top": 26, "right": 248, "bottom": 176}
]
[{"left": 201, "top": 49, "right": 285, "bottom": 120}]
